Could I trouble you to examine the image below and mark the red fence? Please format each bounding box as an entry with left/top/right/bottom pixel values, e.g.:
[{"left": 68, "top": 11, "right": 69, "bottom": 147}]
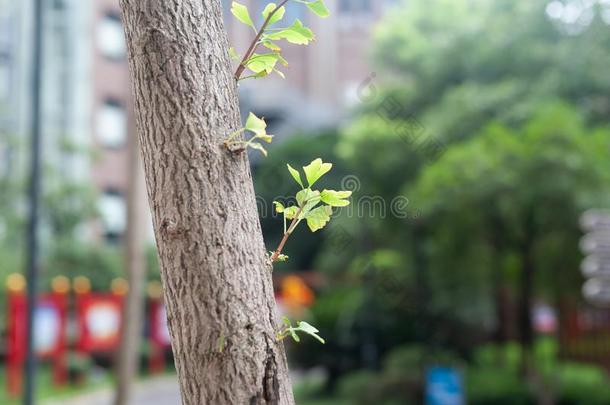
[
  {"left": 560, "top": 301, "right": 610, "bottom": 369},
  {"left": 4, "top": 274, "right": 171, "bottom": 397}
]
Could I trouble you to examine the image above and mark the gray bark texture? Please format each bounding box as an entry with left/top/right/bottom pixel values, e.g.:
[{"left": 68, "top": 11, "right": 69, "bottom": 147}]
[{"left": 118, "top": 1, "right": 295, "bottom": 404}]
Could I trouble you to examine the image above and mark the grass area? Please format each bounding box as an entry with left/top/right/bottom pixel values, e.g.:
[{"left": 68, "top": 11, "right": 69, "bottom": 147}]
[{"left": 0, "top": 365, "right": 112, "bottom": 405}]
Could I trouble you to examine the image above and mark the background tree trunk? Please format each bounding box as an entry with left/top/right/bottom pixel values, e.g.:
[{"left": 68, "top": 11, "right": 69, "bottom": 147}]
[
  {"left": 114, "top": 132, "right": 146, "bottom": 405},
  {"left": 119, "top": 1, "right": 295, "bottom": 404}
]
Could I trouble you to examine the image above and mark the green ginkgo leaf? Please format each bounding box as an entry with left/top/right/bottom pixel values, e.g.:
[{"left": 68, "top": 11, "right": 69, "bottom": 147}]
[
  {"left": 297, "top": 321, "right": 325, "bottom": 343},
  {"left": 320, "top": 189, "right": 352, "bottom": 207},
  {"left": 246, "top": 53, "right": 279, "bottom": 74},
  {"left": 262, "top": 3, "right": 286, "bottom": 25},
  {"left": 228, "top": 47, "right": 239, "bottom": 60},
  {"left": 305, "top": 205, "right": 332, "bottom": 232},
  {"left": 231, "top": 1, "right": 255, "bottom": 29},
  {"left": 266, "top": 19, "right": 314, "bottom": 45},
  {"left": 245, "top": 112, "right": 266, "bottom": 135},
  {"left": 296, "top": 188, "right": 320, "bottom": 206},
  {"left": 303, "top": 158, "right": 332, "bottom": 187},
  {"left": 273, "top": 201, "right": 285, "bottom": 213},
  {"left": 306, "top": 0, "right": 330, "bottom": 18},
  {"left": 262, "top": 41, "right": 281, "bottom": 51},
  {"left": 284, "top": 206, "right": 299, "bottom": 220},
  {"left": 248, "top": 142, "right": 268, "bottom": 156},
  {"left": 257, "top": 134, "right": 274, "bottom": 143},
  {"left": 287, "top": 164, "right": 304, "bottom": 188}
]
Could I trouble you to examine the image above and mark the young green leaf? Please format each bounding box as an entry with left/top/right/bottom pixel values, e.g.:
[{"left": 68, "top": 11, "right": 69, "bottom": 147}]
[
  {"left": 266, "top": 19, "right": 314, "bottom": 45},
  {"left": 306, "top": 0, "right": 330, "bottom": 18},
  {"left": 262, "top": 3, "right": 286, "bottom": 25},
  {"left": 257, "top": 134, "right": 274, "bottom": 143},
  {"left": 273, "top": 201, "right": 285, "bottom": 213},
  {"left": 243, "top": 70, "right": 269, "bottom": 80},
  {"left": 287, "top": 164, "right": 304, "bottom": 188},
  {"left": 231, "top": 1, "right": 255, "bottom": 29},
  {"left": 296, "top": 188, "right": 320, "bottom": 206},
  {"left": 284, "top": 206, "right": 299, "bottom": 220},
  {"left": 246, "top": 53, "right": 279, "bottom": 74},
  {"left": 305, "top": 205, "right": 332, "bottom": 232},
  {"left": 228, "top": 47, "right": 240, "bottom": 60},
  {"left": 296, "top": 189, "right": 322, "bottom": 218},
  {"left": 303, "top": 158, "right": 332, "bottom": 187},
  {"left": 262, "top": 41, "right": 281, "bottom": 51},
  {"left": 275, "top": 253, "right": 289, "bottom": 262},
  {"left": 297, "top": 321, "right": 326, "bottom": 343},
  {"left": 248, "top": 142, "right": 268, "bottom": 156},
  {"left": 276, "top": 53, "right": 288, "bottom": 67},
  {"left": 320, "top": 189, "right": 352, "bottom": 207},
  {"left": 245, "top": 112, "right": 267, "bottom": 135},
  {"left": 289, "top": 329, "right": 300, "bottom": 342}
]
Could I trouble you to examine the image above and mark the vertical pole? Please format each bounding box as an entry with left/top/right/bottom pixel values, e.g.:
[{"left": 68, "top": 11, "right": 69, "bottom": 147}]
[
  {"left": 24, "top": 0, "right": 44, "bottom": 403},
  {"left": 114, "top": 130, "right": 146, "bottom": 405}
]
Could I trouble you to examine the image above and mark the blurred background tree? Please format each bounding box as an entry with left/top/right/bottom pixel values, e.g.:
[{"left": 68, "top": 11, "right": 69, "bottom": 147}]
[{"left": 251, "top": 0, "right": 610, "bottom": 403}]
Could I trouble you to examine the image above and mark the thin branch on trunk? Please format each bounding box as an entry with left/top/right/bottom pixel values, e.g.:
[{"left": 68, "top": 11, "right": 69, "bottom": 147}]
[{"left": 234, "top": 0, "right": 289, "bottom": 81}]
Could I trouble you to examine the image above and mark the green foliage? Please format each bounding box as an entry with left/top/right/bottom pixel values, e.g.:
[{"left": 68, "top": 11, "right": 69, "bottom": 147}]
[
  {"left": 265, "top": 19, "right": 314, "bottom": 45},
  {"left": 286, "top": 1, "right": 610, "bottom": 389},
  {"left": 305, "top": 0, "right": 329, "bottom": 18},
  {"left": 278, "top": 316, "right": 325, "bottom": 344},
  {"left": 466, "top": 368, "right": 533, "bottom": 405},
  {"left": 271, "top": 158, "right": 350, "bottom": 261},
  {"left": 43, "top": 182, "right": 98, "bottom": 239},
  {"left": 556, "top": 363, "right": 610, "bottom": 405},
  {"left": 231, "top": 1, "right": 255, "bottom": 29},
  {"left": 254, "top": 131, "right": 348, "bottom": 270},
  {"left": 410, "top": 103, "right": 610, "bottom": 308},
  {"left": 45, "top": 241, "right": 123, "bottom": 291},
  {"left": 333, "top": 345, "right": 462, "bottom": 405},
  {"left": 262, "top": 3, "right": 286, "bottom": 25},
  {"left": 371, "top": 0, "right": 610, "bottom": 137},
  {"left": 230, "top": 0, "right": 329, "bottom": 81},
  {"left": 224, "top": 112, "right": 274, "bottom": 156}
]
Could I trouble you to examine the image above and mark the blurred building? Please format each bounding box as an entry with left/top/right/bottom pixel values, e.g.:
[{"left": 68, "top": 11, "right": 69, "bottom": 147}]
[
  {"left": 0, "top": 0, "right": 31, "bottom": 177},
  {"left": 90, "top": 0, "right": 135, "bottom": 243},
  {"left": 0, "top": 0, "right": 394, "bottom": 243},
  {"left": 230, "top": 0, "right": 392, "bottom": 136},
  {"left": 0, "top": 0, "right": 92, "bottom": 180}
]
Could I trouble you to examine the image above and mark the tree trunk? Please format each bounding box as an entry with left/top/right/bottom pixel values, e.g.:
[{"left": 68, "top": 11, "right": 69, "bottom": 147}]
[
  {"left": 118, "top": 1, "right": 295, "bottom": 404},
  {"left": 114, "top": 132, "right": 146, "bottom": 405},
  {"left": 518, "top": 210, "right": 535, "bottom": 378}
]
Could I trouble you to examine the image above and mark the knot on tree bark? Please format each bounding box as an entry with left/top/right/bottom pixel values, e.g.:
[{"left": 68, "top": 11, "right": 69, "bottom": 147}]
[{"left": 160, "top": 218, "right": 187, "bottom": 237}]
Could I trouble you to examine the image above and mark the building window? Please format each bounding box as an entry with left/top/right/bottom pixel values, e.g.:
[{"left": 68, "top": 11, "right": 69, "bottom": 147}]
[
  {"left": 97, "top": 13, "right": 126, "bottom": 60},
  {"left": 97, "top": 99, "right": 126, "bottom": 148},
  {"left": 99, "top": 189, "right": 126, "bottom": 242}
]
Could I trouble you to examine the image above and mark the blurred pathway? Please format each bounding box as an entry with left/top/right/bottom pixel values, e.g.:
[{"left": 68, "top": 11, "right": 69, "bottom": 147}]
[{"left": 43, "top": 375, "right": 181, "bottom": 405}]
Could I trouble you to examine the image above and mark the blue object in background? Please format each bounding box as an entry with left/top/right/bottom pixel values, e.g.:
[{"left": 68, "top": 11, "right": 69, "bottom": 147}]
[{"left": 425, "top": 366, "right": 465, "bottom": 405}]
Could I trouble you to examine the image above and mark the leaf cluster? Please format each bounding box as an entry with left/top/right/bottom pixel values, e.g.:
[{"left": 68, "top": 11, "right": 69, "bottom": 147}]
[
  {"left": 224, "top": 112, "right": 273, "bottom": 156},
  {"left": 277, "top": 316, "right": 325, "bottom": 344},
  {"left": 274, "top": 158, "right": 351, "bottom": 233},
  {"left": 230, "top": 0, "right": 329, "bottom": 80}
]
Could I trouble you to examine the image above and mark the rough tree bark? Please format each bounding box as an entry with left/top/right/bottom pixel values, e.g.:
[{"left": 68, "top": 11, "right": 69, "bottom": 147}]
[{"left": 119, "top": 1, "right": 295, "bottom": 404}]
